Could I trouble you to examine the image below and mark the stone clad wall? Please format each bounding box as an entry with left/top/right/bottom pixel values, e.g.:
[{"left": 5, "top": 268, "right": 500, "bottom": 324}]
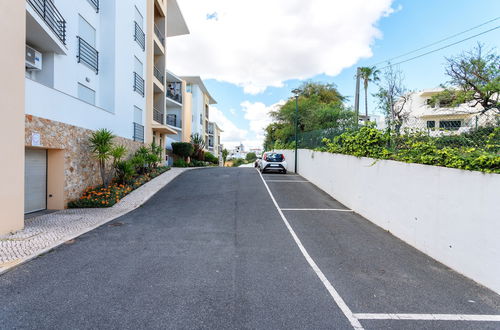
[{"left": 25, "top": 115, "right": 143, "bottom": 205}]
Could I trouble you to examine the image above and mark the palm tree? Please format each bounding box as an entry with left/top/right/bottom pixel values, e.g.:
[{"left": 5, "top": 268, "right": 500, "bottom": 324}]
[
  {"left": 359, "top": 66, "right": 380, "bottom": 123},
  {"left": 89, "top": 129, "right": 115, "bottom": 187},
  {"left": 190, "top": 133, "right": 206, "bottom": 160}
]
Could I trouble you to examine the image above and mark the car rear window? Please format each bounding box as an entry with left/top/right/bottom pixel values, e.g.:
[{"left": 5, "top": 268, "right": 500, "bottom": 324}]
[{"left": 266, "top": 153, "right": 284, "bottom": 162}]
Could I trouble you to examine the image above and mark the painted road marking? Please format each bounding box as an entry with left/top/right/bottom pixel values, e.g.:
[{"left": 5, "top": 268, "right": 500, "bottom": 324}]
[
  {"left": 354, "top": 313, "right": 500, "bottom": 322},
  {"left": 258, "top": 170, "right": 364, "bottom": 329},
  {"left": 281, "top": 208, "right": 353, "bottom": 212},
  {"left": 265, "top": 180, "right": 310, "bottom": 183}
]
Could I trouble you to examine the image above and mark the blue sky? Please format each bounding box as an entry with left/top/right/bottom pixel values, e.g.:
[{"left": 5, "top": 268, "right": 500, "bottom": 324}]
[{"left": 170, "top": 0, "right": 500, "bottom": 149}]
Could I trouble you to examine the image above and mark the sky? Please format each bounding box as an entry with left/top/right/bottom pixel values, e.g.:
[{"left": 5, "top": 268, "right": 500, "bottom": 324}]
[{"left": 168, "top": 0, "right": 500, "bottom": 150}]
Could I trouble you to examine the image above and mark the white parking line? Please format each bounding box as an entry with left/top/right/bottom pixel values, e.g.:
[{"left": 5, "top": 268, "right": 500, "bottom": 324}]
[
  {"left": 354, "top": 313, "right": 500, "bottom": 322},
  {"left": 258, "top": 170, "right": 364, "bottom": 329},
  {"left": 265, "top": 180, "right": 309, "bottom": 183},
  {"left": 258, "top": 169, "right": 500, "bottom": 327},
  {"left": 281, "top": 208, "right": 354, "bottom": 212}
]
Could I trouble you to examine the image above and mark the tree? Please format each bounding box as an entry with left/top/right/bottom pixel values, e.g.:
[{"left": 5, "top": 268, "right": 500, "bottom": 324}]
[
  {"left": 264, "top": 81, "right": 355, "bottom": 148},
  {"left": 359, "top": 66, "right": 380, "bottom": 123},
  {"left": 222, "top": 148, "right": 229, "bottom": 165},
  {"left": 245, "top": 152, "right": 257, "bottom": 162},
  {"left": 374, "top": 64, "right": 409, "bottom": 134},
  {"left": 432, "top": 44, "right": 499, "bottom": 114},
  {"left": 172, "top": 142, "right": 194, "bottom": 161},
  {"left": 89, "top": 129, "right": 115, "bottom": 187}
]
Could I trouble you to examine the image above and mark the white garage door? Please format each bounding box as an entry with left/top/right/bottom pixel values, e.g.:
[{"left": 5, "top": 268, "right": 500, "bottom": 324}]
[{"left": 25, "top": 149, "right": 47, "bottom": 214}]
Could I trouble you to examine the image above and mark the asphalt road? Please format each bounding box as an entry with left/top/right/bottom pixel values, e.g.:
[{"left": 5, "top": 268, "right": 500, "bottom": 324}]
[{"left": 0, "top": 167, "right": 499, "bottom": 329}]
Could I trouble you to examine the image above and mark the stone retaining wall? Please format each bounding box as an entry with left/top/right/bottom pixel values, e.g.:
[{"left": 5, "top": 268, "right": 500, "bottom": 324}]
[{"left": 25, "top": 115, "right": 143, "bottom": 205}]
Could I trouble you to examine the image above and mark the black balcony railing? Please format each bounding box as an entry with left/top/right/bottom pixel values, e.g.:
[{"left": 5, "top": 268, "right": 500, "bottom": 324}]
[
  {"left": 167, "top": 114, "right": 180, "bottom": 127},
  {"left": 133, "top": 72, "right": 145, "bottom": 97},
  {"left": 27, "top": 0, "right": 66, "bottom": 44},
  {"left": 87, "top": 0, "right": 99, "bottom": 12},
  {"left": 154, "top": 23, "right": 165, "bottom": 45},
  {"left": 154, "top": 107, "right": 164, "bottom": 124},
  {"left": 77, "top": 37, "right": 98, "bottom": 73},
  {"left": 154, "top": 66, "right": 164, "bottom": 84},
  {"left": 133, "top": 123, "right": 144, "bottom": 142},
  {"left": 134, "top": 21, "right": 145, "bottom": 51},
  {"left": 166, "top": 82, "right": 182, "bottom": 103}
]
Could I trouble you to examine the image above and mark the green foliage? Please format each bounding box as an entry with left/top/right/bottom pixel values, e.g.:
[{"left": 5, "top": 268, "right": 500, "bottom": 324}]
[
  {"left": 433, "top": 44, "right": 499, "bottom": 113},
  {"left": 89, "top": 128, "right": 115, "bottom": 187},
  {"left": 114, "top": 160, "right": 136, "bottom": 184},
  {"left": 172, "top": 142, "right": 194, "bottom": 159},
  {"left": 204, "top": 152, "right": 219, "bottom": 164},
  {"left": 190, "top": 133, "right": 206, "bottom": 160},
  {"left": 322, "top": 127, "right": 500, "bottom": 173},
  {"left": 222, "top": 149, "right": 229, "bottom": 164},
  {"left": 189, "top": 160, "right": 208, "bottom": 167},
  {"left": 231, "top": 158, "right": 246, "bottom": 167},
  {"left": 264, "top": 81, "right": 356, "bottom": 150},
  {"left": 246, "top": 152, "right": 257, "bottom": 162},
  {"left": 173, "top": 158, "right": 188, "bottom": 167}
]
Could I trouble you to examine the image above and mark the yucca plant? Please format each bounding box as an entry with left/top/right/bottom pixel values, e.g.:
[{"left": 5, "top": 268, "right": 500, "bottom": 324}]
[
  {"left": 190, "top": 133, "right": 206, "bottom": 160},
  {"left": 89, "top": 129, "right": 115, "bottom": 187}
]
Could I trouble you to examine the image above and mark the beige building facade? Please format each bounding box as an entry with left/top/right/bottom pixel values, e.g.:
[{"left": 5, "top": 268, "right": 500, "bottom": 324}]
[{"left": 0, "top": 1, "right": 26, "bottom": 234}]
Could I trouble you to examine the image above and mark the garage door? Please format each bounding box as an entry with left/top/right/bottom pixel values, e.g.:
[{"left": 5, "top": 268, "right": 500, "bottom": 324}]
[{"left": 25, "top": 149, "right": 47, "bottom": 214}]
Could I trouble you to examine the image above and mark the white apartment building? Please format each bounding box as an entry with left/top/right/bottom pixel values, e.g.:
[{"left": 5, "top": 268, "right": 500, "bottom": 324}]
[
  {"left": 21, "top": 0, "right": 188, "bottom": 217},
  {"left": 182, "top": 76, "right": 217, "bottom": 147},
  {"left": 207, "top": 121, "right": 223, "bottom": 157},
  {"left": 399, "top": 88, "right": 498, "bottom": 134}
]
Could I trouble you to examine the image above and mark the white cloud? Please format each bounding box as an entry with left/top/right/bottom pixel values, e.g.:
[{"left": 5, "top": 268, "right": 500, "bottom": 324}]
[
  {"left": 209, "top": 106, "right": 248, "bottom": 149},
  {"left": 169, "top": 0, "right": 395, "bottom": 94},
  {"left": 241, "top": 100, "right": 285, "bottom": 141}
]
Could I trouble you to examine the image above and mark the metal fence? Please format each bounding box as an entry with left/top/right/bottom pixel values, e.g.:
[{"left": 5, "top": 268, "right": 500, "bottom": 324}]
[{"left": 284, "top": 113, "right": 500, "bottom": 154}]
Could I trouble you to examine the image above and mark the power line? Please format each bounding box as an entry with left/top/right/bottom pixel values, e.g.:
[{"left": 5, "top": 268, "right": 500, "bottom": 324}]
[
  {"left": 372, "top": 16, "right": 500, "bottom": 67},
  {"left": 378, "top": 25, "right": 500, "bottom": 70}
]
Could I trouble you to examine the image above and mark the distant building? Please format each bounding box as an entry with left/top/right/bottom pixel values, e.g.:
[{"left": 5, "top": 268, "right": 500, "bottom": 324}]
[
  {"left": 397, "top": 88, "right": 498, "bottom": 135},
  {"left": 229, "top": 143, "right": 247, "bottom": 159}
]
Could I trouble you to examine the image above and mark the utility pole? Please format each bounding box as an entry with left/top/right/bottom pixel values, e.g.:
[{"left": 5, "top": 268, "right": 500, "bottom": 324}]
[
  {"left": 354, "top": 67, "right": 361, "bottom": 127},
  {"left": 292, "top": 89, "right": 301, "bottom": 174}
]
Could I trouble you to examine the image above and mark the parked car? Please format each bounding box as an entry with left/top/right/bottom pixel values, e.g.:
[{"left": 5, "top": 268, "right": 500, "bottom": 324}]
[{"left": 259, "top": 152, "right": 287, "bottom": 174}]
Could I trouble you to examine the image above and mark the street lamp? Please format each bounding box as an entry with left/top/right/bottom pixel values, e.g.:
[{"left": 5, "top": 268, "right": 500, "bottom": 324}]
[{"left": 292, "top": 88, "right": 301, "bottom": 173}]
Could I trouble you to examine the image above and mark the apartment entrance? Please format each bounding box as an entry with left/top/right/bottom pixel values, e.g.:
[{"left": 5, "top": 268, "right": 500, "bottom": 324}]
[{"left": 24, "top": 149, "right": 47, "bottom": 214}]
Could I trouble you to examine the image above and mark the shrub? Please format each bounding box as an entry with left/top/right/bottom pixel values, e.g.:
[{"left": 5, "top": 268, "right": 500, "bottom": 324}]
[
  {"left": 173, "top": 158, "right": 188, "bottom": 167},
  {"left": 172, "top": 142, "right": 194, "bottom": 159},
  {"left": 189, "top": 160, "right": 208, "bottom": 167},
  {"left": 231, "top": 158, "right": 246, "bottom": 167},
  {"left": 204, "top": 152, "right": 219, "bottom": 164},
  {"left": 115, "top": 160, "right": 136, "bottom": 184},
  {"left": 68, "top": 166, "right": 170, "bottom": 208},
  {"left": 246, "top": 152, "right": 257, "bottom": 162}
]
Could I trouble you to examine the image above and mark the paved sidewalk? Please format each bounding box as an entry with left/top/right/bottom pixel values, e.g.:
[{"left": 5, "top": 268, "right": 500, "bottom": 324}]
[{"left": 0, "top": 167, "right": 190, "bottom": 273}]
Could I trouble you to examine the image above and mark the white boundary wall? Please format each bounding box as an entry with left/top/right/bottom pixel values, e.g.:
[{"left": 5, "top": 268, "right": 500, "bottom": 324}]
[{"left": 278, "top": 149, "right": 500, "bottom": 294}]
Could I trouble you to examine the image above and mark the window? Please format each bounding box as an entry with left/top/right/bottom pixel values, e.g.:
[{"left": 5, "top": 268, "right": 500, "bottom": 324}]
[
  {"left": 134, "top": 57, "right": 143, "bottom": 77},
  {"left": 79, "top": 15, "right": 96, "bottom": 47},
  {"left": 439, "top": 120, "right": 461, "bottom": 131},
  {"left": 134, "top": 106, "right": 143, "bottom": 124},
  {"left": 426, "top": 121, "right": 435, "bottom": 129},
  {"left": 78, "top": 83, "right": 96, "bottom": 105},
  {"left": 200, "top": 114, "right": 203, "bottom": 125},
  {"left": 186, "top": 83, "right": 192, "bottom": 93}
]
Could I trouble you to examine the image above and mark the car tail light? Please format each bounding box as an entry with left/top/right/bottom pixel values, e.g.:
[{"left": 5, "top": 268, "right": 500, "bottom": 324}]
[
  {"left": 263, "top": 154, "right": 267, "bottom": 161},
  {"left": 282, "top": 154, "right": 285, "bottom": 160}
]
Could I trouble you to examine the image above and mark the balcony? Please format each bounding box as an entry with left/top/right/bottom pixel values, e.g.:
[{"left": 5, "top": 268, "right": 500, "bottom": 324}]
[
  {"left": 134, "top": 21, "right": 145, "bottom": 51},
  {"left": 153, "top": 107, "right": 164, "bottom": 124},
  {"left": 154, "top": 66, "right": 164, "bottom": 85},
  {"left": 133, "top": 72, "right": 145, "bottom": 97},
  {"left": 27, "top": 0, "right": 66, "bottom": 45},
  {"left": 154, "top": 23, "right": 165, "bottom": 45},
  {"left": 166, "top": 82, "right": 182, "bottom": 104},
  {"left": 77, "top": 37, "right": 98, "bottom": 74},
  {"left": 166, "top": 114, "right": 182, "bottom": 128},
  {"left": 87, "top": 0, "right": 99, "bottom": 13},
  {"left": 133, "top": 123, "right": 144, "bottom": 142}
]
